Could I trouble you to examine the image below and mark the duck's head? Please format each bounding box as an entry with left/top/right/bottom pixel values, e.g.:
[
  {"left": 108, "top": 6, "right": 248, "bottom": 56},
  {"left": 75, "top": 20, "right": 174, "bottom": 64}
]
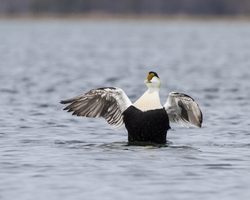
[{"left": 144, "top": 71, "right": 161, "bottom": 89}]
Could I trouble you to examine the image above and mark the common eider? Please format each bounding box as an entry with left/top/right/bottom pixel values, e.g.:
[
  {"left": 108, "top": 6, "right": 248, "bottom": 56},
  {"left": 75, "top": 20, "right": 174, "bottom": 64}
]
[{"left": 60, "top": 71, "right": 203, "bottom": 144}]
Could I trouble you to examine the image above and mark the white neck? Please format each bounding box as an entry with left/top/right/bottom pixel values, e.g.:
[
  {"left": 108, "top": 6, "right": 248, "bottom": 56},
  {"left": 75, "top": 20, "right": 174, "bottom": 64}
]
[{"left": 133, "top": 87, "right": 162, "bottom": 111}]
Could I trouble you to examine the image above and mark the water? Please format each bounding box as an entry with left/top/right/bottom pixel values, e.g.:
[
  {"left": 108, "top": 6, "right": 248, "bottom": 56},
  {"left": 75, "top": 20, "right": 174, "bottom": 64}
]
[{"left": 1, "top": 19, "right": 250, "bottom": 200}]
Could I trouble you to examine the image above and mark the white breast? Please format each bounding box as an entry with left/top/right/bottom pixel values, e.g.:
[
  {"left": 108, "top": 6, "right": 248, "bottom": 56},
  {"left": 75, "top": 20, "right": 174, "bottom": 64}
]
[{"left": 133, "top": 89, "right": 162, "bottom": 111}]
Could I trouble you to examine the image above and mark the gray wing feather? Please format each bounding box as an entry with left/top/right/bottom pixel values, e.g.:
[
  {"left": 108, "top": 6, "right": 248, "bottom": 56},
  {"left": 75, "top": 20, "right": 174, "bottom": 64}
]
[
  {"left": 164, "top": 92, "right": 203, "bottom": 128},
  {"left": 60, "top": 87, "right": 132, "bottom": 129}
]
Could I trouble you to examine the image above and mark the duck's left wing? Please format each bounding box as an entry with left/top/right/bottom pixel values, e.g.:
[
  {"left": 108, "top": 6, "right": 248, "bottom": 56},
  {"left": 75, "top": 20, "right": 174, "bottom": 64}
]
[
  {"left": 60, "top": 87, "right": 132, "bottom": 129},
  {"left": 164, "top": 92, "right": 203, "bottom": 128}
]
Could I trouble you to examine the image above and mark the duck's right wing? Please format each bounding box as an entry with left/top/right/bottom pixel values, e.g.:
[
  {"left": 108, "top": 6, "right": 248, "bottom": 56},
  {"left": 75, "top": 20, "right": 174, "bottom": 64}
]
[
  {"left": 60, "top": 87, "right": 132, "bottom": 129},
  {"left": 164, "top": 92, "right": 203, "bottom": 128}
]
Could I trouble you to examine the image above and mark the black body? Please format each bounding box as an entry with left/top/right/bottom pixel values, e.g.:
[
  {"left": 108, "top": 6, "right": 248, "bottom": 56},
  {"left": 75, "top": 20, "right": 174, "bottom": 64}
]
[{"left": 123, "top": 106, "right": 171, "bottom": 144}]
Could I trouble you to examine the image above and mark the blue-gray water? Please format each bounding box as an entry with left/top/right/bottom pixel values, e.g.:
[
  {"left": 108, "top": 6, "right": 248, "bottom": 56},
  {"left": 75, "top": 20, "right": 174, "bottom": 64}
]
[{"left": 1, "top": 19, "right": 250, "bottom": 200}]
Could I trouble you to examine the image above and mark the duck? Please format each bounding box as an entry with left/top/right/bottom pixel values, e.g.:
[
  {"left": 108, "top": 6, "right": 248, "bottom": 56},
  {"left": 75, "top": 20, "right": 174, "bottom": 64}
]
[{"left": 60, "top": 71, "right": 203, "bottom": 144}]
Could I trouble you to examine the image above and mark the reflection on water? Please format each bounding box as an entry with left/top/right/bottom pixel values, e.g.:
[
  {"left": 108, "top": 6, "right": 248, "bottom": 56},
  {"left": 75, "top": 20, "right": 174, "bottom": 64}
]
[
  {"left": 53, "top": 139, "right": 200, "bottom": 151},
  {"left": 1, "top": 19, "right": 250, "bottom": 200}
]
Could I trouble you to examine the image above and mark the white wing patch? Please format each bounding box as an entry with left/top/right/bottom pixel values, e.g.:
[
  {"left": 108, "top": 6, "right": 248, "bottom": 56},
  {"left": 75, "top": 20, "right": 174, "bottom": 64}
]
[
  {"left": 164, "top": 92, "right": 203, "bottom": 128},
  {"left": 61, "top": 87, "right": 132, "bottom": 130}
]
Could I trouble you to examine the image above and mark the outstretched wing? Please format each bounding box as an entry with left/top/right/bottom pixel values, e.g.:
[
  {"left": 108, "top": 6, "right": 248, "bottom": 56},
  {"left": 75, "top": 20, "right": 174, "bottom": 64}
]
[
  {"left": 164, "top": 92, "right": 202, "bottom": 128},
  {"left": 60, "top": 87, "right": 132, "bottom": 129}
]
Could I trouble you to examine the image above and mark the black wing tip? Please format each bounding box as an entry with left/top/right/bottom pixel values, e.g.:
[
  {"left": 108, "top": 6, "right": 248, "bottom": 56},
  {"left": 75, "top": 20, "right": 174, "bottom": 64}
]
[
  {"left": 190, "top": 121, "right": 202, "bottom": 128},
  {"left": 196, "top": 117, "right": 203, "bottom": 128},
  {"left": 60, "top": 99, "right": 73, "bottom": 104},
  {"left": 198, "top": 111, "right": 203, "bottom": 128},
  {"left": 60, "top": 100, "right": 66, "bottom": 104},
  {"left": 194, "top": 111, "right": 203, "bottom": 128},
  {"left": 62, "top": 107, "right": 77, "bottom": 115}
]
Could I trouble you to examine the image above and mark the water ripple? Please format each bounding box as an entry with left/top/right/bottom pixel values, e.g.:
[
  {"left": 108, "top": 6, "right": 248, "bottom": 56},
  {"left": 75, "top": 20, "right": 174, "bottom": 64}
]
[{"left": 1, "top": 20, "right": 250, "bottom": 200}]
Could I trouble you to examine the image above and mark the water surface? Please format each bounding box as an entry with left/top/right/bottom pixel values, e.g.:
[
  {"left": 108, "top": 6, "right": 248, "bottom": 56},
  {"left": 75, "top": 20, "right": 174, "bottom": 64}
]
[{"left": 1, "top": 19, "right": 250, "bottom": 200}]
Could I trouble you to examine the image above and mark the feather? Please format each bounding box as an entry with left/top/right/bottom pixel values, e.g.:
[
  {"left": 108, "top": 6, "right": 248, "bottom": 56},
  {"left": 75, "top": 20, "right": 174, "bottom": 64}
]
[
  {"left": 60, "top": 87, "right": 132, "bottom": 129},
  {"left": 164, "top": 92, "right": 203, "bottom": 128}
]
